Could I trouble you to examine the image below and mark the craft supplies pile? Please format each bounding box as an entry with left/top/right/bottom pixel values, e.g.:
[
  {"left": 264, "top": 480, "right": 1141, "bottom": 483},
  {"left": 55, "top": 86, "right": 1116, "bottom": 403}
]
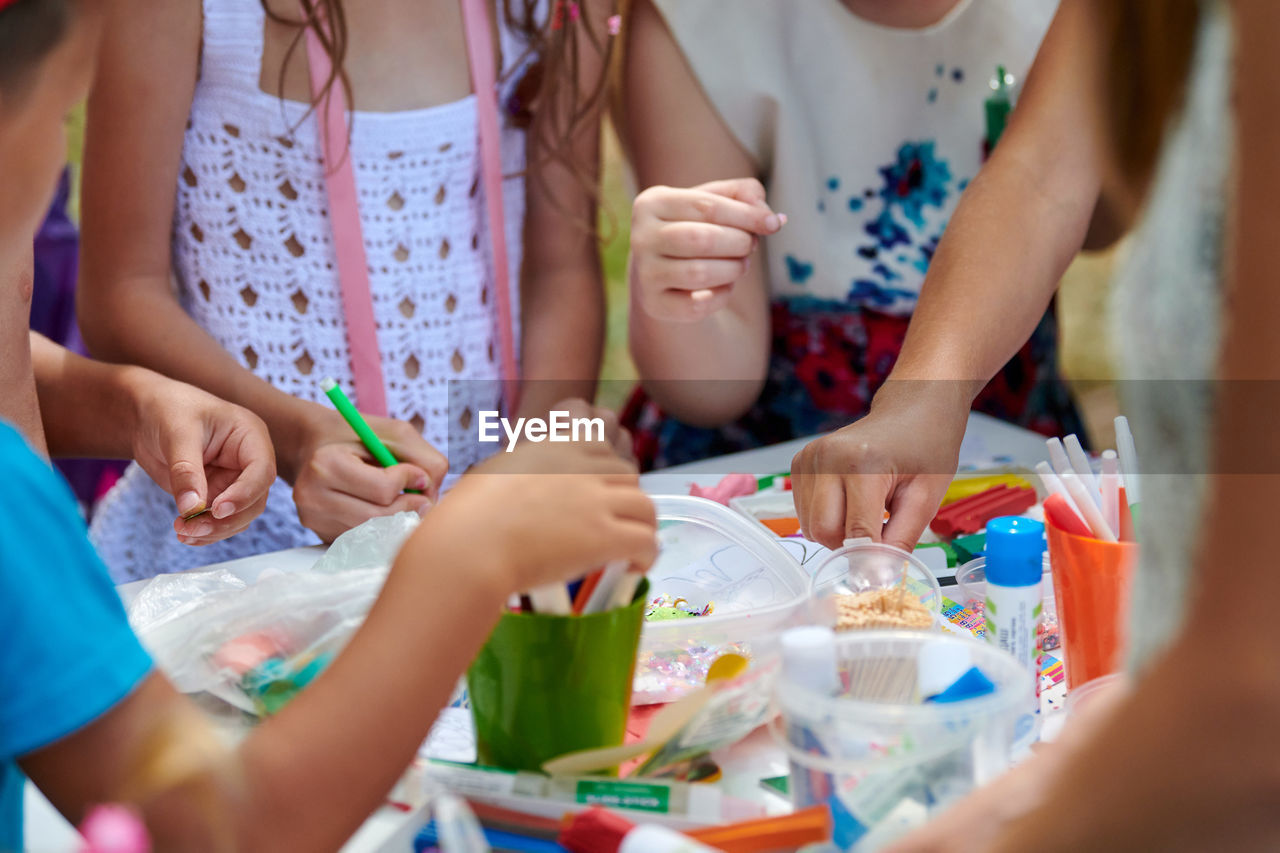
[
  {"left": 6, "top": 0, "right": 1271, "bottom": 847},
  {"left": 115, "top": 418, "right": 1145, "bottom": 852}
]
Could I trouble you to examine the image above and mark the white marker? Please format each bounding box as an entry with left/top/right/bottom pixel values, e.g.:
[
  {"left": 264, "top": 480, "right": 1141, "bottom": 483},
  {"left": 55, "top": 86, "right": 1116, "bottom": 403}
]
[
  {"left": 581, "top": 561, "right": 628, "bottom": 615},
  {"left": 606, "top": 571, "right": 644, "bottom": 610},
  {"left": 1034, "top": 461, "right": 1088, "bottom": 528},
  {"left": 1046, "top": 437, "right": 1074, "bottom": 482},
  {"left": 1063, "top": 434, "right": 1101, "bottom": 506},
  {"left": 1060, "top": 470, "right": 1116, "bottom": 543},
  {"left": 527, "top": 584, "right": 572, "bottom": 616}
]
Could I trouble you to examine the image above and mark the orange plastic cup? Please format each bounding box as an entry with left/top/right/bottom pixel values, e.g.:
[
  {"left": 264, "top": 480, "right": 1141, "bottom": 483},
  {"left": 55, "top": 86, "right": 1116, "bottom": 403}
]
[{"left": 1046, "top": 521, "right": 1138, "bottom": 690}]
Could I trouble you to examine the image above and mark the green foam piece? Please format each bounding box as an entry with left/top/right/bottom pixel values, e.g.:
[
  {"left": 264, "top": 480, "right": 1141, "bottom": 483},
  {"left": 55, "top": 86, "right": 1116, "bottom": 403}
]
[{"left": 951, "top": 532, "right": 987, "bottom": 563}]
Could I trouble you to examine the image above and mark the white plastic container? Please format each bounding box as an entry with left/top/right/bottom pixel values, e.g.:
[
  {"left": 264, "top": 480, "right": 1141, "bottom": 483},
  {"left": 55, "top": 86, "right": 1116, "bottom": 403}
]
[
  {"left": 634, "top": 496, "right": 809, "bottom": 705},
  {"left": 771, "top": 630, "right": 1033, "bottom": 851}
]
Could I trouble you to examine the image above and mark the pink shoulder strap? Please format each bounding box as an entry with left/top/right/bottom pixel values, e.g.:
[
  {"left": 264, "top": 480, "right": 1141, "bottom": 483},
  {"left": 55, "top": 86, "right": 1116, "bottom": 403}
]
[
  {"left": 459, "top": 0, "right": 521, "bottom": 414},
  {"left": 303, "top": 0, "right": 520, "bottom": 418}
]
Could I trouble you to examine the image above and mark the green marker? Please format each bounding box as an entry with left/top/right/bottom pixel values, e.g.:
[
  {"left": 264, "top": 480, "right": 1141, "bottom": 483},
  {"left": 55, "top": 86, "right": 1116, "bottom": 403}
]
[
  {"left": 320, "top": 378, "right": 422, "bottom": 494},
  {"left": 984, "top": 64, "right": 1013, "bottom": 155}
]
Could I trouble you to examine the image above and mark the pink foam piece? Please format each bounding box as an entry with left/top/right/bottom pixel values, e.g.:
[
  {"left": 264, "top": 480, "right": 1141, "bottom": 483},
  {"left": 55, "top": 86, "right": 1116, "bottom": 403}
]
[
  {"left": 212, "top": 629, "right": 292, "bottom": 677},
  {"left": 689, "top": 473, "right": 758, "bottom": 505}
]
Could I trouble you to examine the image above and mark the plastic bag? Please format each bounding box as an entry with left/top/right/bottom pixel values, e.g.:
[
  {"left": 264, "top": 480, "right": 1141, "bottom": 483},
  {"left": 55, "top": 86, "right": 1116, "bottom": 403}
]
[
  {"left": 127, "top": 513, "right": 420, "bottom": 714},
  {"left": 312, "top": 510, "right": 420, "bottom": 573}
]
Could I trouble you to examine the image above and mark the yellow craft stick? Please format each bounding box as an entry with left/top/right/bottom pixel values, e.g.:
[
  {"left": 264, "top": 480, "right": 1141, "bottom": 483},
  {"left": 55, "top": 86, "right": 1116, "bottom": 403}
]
[
  {"left": 942, "top": 473, "right": 1032, "bottom": 506},
  {"left": 541, "top": 654, "right": 749, "bottom": 776}
]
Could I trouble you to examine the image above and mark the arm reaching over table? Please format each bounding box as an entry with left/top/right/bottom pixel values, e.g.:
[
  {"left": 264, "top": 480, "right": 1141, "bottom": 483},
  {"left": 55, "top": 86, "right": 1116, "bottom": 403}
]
[{"left": 792, "top": 1, "right": 1114, "bottom": 550}]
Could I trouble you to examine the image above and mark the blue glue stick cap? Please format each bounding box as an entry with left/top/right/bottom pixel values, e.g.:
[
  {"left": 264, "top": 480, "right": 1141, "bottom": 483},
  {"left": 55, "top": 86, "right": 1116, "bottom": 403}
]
[{"left": 984, "top": 516, "right": 1045, "bottom": 587}]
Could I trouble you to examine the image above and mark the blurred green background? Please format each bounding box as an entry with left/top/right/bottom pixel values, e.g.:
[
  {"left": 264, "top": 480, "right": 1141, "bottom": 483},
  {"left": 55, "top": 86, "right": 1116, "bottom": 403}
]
[{"left": 596, "top": 127, "right": 639, "bottom": 411}]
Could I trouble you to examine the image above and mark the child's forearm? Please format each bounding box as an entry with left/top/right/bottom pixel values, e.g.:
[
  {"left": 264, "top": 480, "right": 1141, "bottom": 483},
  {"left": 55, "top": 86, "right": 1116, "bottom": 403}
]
[
  {"left": 236, "top": 521, "right": 508, "bottom": 850},
  {"left": 0, "top": 252, "right": 47, "bottom": 453},
  {"left": 29, "top": 333, "right": 149, "bottom": 459},
  {"left": 22, "top": 526, "right": 508, "bottom": 853},
  {"left": 876, "top": 1, "right": 1105, "bottom": 408},
  {"left": 517, "top": 6, "right": 610, "bottom": 418},
  {"left": 518, "top": 265, "right": 604, "bottom": 418}
]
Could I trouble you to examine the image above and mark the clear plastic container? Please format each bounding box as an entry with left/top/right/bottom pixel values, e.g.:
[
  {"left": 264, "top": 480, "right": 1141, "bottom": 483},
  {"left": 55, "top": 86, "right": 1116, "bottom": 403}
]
[
  {"left": 633, "top": 496, "right": 809, "bottom": 704},
  {"left": 771, "top": 630, "right": 1034, "bottom": 850},
  {"left": 954, "top": 555, "right": 1059, "bottom": 654},
  {"left": 809, "top": 542, "right": 942, "bottom": 631},
  {"left": 954, "top": 554, "right": 1053, "bottom": 610}
]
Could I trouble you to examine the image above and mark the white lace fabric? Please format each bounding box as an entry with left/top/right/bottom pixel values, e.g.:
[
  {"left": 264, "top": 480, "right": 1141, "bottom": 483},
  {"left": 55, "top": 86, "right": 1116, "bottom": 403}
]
[{"left": 92, "top": 0, "right": 532, "bottom": 582}]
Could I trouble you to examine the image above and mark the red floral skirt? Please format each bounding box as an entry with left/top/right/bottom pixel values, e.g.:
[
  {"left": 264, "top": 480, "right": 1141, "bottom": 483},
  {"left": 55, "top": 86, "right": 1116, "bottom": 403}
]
[{"left": 623, "top": 299, "right": 1082, "bottom": 471}]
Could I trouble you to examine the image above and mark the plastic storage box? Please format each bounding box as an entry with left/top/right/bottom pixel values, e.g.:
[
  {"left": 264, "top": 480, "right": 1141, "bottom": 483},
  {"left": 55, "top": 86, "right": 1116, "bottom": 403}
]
[{"left": 634, "top": 496, "right": 809, "bottom": 705}]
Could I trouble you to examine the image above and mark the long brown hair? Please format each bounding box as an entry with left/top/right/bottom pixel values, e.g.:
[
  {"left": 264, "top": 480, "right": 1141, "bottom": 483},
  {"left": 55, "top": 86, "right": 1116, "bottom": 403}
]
[
  {"left": 1096, "top": 0, "right": 1202, "bottom": 207},
  {"left": 262, "top": 0, "right": 615, "bottom": 229}
]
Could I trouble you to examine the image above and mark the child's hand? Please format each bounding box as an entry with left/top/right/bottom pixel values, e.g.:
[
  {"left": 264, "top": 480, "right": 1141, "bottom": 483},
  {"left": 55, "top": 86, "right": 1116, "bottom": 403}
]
[
  {"left": 125, "top": 371, "right": 277, "bottom": 545},
  {"left": 630, "top": 178, "right": 785, "bottom": 322},
  {"left": 428, "top": 437, "right": 658, "bottom": 594},
  {"left": 289, "top": 407, "right": 449, "bottom": 543}
]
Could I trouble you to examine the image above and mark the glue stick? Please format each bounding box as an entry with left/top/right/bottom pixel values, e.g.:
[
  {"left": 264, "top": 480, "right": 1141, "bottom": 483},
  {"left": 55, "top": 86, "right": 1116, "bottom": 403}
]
[
  {"left": 983, "top": 517, "right": 1045, "bottom": 683},
  {"left": 780, "top": 627, "right": 841, "bottom": 696}
]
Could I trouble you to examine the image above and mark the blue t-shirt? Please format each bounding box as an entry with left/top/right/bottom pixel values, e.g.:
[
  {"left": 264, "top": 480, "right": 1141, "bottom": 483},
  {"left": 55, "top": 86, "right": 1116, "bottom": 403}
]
[{"left": 0, "top": 423, "right": 152, "bottom": 851}]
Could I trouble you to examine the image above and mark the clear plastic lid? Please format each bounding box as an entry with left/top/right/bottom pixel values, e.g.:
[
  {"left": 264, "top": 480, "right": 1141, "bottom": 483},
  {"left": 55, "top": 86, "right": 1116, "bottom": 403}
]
[{"left": 633, "top": 496, "right": 808, "bottom": 704}]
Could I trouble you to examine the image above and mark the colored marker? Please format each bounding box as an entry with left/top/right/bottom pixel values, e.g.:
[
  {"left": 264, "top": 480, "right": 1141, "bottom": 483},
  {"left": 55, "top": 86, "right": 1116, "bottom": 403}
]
[
  {"left": 1099, "top": 450, "right": 1120, "bottom": 540},
  {"left": 572, "top": 570, "right": 604, "bottom": 615},
  {"left": 320, "top": 378, "right": 421, "bottom": 494},
  {"left": 1114, "top": 415, "right": 1141, "bottom": 508},
  {"left": 1043, "top": 493, "right": 1094, "bottom": 538}
]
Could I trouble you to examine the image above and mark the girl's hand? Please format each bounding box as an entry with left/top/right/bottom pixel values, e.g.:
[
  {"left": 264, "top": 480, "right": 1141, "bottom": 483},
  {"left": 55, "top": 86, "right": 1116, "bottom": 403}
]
[
  {"left": 791, "top": 384, "right": 970, "bottom": 550},
  {"left": 629, "top": 178, "right": 785, "bottom": 322},
  {"left": 289, "top": 406, "right": 449, "bottom": 543},
  {"left": 125, "top": 371, "right": 277, "bottom": 545},
  {"left": 431, "top": 433, "right": 658, "bottom": 594}
]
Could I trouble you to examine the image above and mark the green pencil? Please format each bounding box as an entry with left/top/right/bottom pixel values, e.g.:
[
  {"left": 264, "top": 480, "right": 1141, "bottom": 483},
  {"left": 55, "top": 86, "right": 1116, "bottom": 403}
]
[{"left": 320, "top": 378, "right": 422, "bottom": 494}]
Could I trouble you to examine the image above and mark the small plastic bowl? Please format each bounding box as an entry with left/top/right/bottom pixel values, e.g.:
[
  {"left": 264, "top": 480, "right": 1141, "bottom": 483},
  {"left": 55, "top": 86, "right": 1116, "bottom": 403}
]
[
  {"left": 955, "top": 555, "right": 1055, "bottom": 615},
  {"left": 809, "top": 541, "right": 942, "bottom": 629},
  {"left": 955, "top": 558, "right": 986, "bottom": 610}
]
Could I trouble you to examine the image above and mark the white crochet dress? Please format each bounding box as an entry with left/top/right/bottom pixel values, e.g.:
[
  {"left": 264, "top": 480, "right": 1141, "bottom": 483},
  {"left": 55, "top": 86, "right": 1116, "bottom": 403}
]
[{"left": 91, "top": 0, "right": 534, "bottom": 582}]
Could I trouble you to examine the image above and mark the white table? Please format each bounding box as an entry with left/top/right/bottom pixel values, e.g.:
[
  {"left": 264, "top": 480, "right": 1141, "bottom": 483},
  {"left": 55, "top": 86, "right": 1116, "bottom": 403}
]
[{"left": 25, "top": 412, "right": 1050, "bottom": 851}]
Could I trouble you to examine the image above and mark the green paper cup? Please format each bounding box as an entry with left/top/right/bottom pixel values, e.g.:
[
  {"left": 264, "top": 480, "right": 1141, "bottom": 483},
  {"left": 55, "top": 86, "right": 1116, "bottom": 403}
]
[{"left": 467, "top": 579, "right": 649, "bottom": 772}]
